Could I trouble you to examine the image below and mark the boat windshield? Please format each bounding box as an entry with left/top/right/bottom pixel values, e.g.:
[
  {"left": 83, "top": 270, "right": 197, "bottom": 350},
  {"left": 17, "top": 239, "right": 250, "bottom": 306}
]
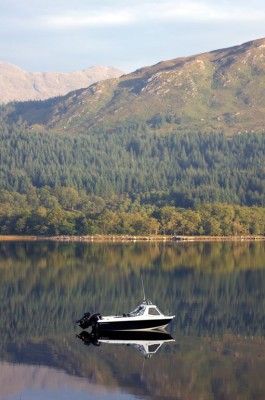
[
  {"left": 129, "top": 305, "right": 146, "bottom": 316},
  {"left": 148, "top": 307, "right": 161, "bottom": 315}
]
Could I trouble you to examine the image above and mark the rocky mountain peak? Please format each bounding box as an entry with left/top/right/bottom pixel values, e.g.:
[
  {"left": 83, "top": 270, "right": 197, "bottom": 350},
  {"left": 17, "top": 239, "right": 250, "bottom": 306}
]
[{"left": 0, "top": 63, "right": 124, "bottom": 104}]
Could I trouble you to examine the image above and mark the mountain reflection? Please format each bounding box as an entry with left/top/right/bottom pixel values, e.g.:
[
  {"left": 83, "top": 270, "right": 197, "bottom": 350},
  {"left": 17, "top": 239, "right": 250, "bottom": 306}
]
[
  {"left": 76, "top": 329, "right": 175, "bottom": 358},
  {"left": 0, "top": 362, "right": 137, "bottom": 400}
]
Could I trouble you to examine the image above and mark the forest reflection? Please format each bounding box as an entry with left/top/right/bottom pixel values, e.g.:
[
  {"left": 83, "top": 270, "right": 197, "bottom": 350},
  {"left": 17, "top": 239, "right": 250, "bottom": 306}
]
[
  {"left": 0, "top": 241, "right": 265, "bottom": 400},
  {"left": 0, "top": 241, "right": 264, "bottom": 340},
  {"left": 0, "top": 240, "right": 264, "bottom": 272}
]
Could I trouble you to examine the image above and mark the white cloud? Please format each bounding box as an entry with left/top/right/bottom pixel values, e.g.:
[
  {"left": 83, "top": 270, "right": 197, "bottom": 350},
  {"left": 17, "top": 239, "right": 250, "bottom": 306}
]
[
  {"left": 46, "top": 10, "right": 133, "bottom": 28},
  {"left": 137, "top": 1, "right": 265, "bottom": 23},
  {"left": 38, "top": 1, "right": 265, "bottom": 31}
]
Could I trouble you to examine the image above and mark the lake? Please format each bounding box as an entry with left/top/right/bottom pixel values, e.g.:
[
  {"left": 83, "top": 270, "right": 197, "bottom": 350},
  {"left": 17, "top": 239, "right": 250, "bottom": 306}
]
[{"left": 0, "top": 240, "right": 265, "bottom": 400}]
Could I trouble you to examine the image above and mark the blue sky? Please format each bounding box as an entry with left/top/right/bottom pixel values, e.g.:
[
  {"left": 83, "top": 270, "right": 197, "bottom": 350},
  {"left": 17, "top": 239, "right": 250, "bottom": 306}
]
[{"left": 1, "top": 0, "right": 265, "bottom": 73}]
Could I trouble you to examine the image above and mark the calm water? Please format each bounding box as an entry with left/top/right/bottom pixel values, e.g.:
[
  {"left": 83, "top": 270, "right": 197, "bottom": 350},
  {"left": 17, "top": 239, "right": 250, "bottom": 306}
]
[{"left": 0, "top": 240, "right": 265, "bottom": 400}]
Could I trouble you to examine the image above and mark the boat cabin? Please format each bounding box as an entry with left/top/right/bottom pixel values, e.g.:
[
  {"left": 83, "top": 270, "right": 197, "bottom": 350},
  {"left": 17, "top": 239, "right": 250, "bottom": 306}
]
[{"left": 129, "top": 303, "right": 163, "bottom": 317}]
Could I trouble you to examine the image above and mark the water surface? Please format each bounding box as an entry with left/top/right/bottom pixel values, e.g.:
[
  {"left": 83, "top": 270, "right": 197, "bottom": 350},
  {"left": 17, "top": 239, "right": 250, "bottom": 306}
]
[{"left": 0, "top": 241, "right": 265, "bottom": 399}]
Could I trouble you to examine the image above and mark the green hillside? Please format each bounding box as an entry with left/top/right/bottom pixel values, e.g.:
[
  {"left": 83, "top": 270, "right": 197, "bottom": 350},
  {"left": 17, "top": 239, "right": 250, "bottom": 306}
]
[{"left": 5, "top": 38, "right": 265, "bottom": 135}]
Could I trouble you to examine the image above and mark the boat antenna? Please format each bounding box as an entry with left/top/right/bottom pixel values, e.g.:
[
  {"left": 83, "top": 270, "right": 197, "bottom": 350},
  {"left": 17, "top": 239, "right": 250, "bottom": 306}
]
[
  {"left": 141, "top": 274, "right": 152, "bottom": 304},
  {"left": 141, "top": 274, "right": 146, "bottom": 302}
]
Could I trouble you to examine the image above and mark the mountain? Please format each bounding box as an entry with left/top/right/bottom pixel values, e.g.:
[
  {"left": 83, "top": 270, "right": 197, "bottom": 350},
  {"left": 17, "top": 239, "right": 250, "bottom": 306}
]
[
  {"left": 7, "top": 38, "right": 265, "bottom": 135},
  {"left": 0, "top": 62, "right": 123, "bottom": 104}
]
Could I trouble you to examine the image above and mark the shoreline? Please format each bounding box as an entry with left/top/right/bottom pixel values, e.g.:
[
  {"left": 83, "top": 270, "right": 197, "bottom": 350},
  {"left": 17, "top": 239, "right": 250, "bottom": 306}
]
[{"left": 0, "top": 234, "right": 264, "bottom": 242}]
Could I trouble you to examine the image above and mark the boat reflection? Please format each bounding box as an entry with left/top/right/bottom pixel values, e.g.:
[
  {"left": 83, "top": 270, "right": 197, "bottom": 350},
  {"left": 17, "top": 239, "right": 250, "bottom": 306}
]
[{"left": 76, "top": 329, "right": 175, "bottom": 358}]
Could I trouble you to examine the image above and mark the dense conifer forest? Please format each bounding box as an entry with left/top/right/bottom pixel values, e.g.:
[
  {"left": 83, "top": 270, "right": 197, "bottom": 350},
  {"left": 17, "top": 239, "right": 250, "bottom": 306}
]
[{"left": 0, "top": 114, "right": 264, "bottom": 235}]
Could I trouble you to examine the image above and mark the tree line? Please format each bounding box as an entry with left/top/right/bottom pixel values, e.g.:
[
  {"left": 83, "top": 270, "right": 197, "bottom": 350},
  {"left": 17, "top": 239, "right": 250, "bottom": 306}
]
[{"left": 0, "top": 187, "right": 264, "bottom": 235}]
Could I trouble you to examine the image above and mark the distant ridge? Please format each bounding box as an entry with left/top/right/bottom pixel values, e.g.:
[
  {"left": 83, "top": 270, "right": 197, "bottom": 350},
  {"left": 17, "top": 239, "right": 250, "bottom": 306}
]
[
  {"left": 0, "top": 63, "right": 124, "bottom": 104},
  {"left": 4, "top": 37, "right": 265, "bottom": 135}
]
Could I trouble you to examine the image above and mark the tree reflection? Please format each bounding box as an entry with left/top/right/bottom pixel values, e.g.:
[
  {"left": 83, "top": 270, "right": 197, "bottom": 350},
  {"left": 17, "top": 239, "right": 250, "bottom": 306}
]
[
  {"left": 0, "top": 241, "right": 264, "bottom": 340},
  {"left": 0, "top": 241, "right": 265, "bottom": 399}
]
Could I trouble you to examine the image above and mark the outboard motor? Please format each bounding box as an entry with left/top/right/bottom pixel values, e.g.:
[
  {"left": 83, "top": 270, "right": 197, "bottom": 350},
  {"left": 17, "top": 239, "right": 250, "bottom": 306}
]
[
  {"left": 76, "top": 312, "right": 91, "bottom": 329},
  {"left": 76, "top": 312, "right": 101, "bottom": 329}
]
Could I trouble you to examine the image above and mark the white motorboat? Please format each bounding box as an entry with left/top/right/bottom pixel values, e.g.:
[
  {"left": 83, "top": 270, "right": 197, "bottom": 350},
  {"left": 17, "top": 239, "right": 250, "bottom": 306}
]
[{"left": 76, "top": 299, "right": 175, "bottom": 332}]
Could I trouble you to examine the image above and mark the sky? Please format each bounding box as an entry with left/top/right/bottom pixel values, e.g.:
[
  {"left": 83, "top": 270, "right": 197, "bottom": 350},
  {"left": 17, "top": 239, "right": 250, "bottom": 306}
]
[{"left": 0, "top": 0, "right": 265, "bottom": 73}]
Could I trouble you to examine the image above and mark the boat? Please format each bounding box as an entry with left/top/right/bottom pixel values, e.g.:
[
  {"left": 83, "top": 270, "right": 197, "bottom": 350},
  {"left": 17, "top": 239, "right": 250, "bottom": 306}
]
[
  {"left": 76, "top": 329, "right": 175, "bottom": 358},
  {"left": 76, "top": 299, "right": 175, "bottom": 332}
]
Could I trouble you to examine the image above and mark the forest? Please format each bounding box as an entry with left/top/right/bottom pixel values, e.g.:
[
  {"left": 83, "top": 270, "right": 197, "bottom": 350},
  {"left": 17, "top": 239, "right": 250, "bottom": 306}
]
[{"left": 0, "top": 113, "right": 264, "bottom": 235}]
